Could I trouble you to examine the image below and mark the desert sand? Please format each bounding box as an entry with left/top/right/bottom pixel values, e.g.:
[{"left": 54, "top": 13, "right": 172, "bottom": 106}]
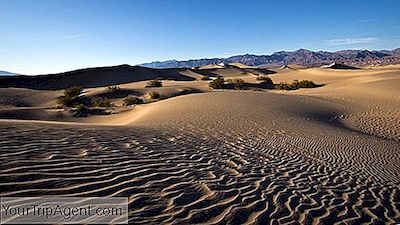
[{"left": 0, "top": 64, "right": 399, "bottom": 224}]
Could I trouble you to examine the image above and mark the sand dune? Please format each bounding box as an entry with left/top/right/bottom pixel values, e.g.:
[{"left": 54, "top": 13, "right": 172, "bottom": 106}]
[
  {"left": 0, "top": 88, "right": 61, "bottom": 108},
  {"left": 270, "top": 65, "right": 400, "bottom": 141},
  {"left": 320, "top": 62, "right": 360, "bottom": 70},
  {"left": 0, "top": 65, "right": 399, "bottom": 224},
  {"left": 0, "top": 65, "right": 196, "bottom": 90}
]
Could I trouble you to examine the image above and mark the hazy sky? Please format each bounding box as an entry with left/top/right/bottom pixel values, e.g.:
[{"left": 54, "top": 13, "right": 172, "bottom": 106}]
[{"left": 1, "top": 0, "right": 399, "bottom": 74}]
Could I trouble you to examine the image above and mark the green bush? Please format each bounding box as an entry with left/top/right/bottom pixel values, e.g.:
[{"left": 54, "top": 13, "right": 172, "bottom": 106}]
[
  {"left": 91, "top": 97, "right": 112, "bottom": 108},
  {"left": 64, "top": 86, "right": 83, "bottom": 97},
  {"left": 275, "top": 80, "right": 318, "bottom": 90},
  {"left": 57, "top": 86, "right": 83, "bottom": 107},
  {"left": 257, "top": 75, "right": 273, "bottom": 83},
  {"left": 293, "top": 80, "right": 317, "bottom": 88},
  {"left": 76, "top": 104, "right": 88, "bottom": 112},
  {"left": 149, "top": 91, "right": 161, "bottom": 99},
  {"left": 201, "top": 75, "right": 211, "bottom": 81},
  {"left": 257, "top": 75, "right": 274, "bottom": 89},
  {"left": 106, "top": 85, "right": 121, "bottom": 93},
  {"left": 123, "top": 96, "right": 144, "bottom": 106},
  {"left": 73, "top": 104, "right": 90, "bottom": 117},
  {"left": 209, "top": 76, "right": 225, "bottom": 89},
  {"left": 145, "top": 79, "right": 163, "bottom": 88},
  {"left": 275, "top": 82, "right": 297, "bottom": 90},
  {"left": 231, "top": 78, "right": 245, "bottom": 90}
]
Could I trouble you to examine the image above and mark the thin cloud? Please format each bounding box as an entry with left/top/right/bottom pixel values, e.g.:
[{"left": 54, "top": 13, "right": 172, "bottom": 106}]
[
  {"left": 328, "top": 37, "right": 378, "bottom": 46},
  {"left": 355, "top": 18, "right": 380, "bottom": 24},
  {"left": 62, "top": 33, "right": 89, "bottom": 40}
]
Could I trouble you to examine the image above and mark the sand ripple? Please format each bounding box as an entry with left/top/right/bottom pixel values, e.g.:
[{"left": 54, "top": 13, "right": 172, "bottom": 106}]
[{"left": 0, "top": 122, "right": 399, "bottom": 225}]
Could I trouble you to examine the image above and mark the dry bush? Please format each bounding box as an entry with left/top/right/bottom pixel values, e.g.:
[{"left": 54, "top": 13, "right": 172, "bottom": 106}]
[
  {"left": 275, "top": 80, "right": 318, "bottom": 90},
  {"left": 209, "top": 76, "right": 224, "bottom": 89},
  {"left": 57, "top": 86, "right": 83, "bottom": 107},
  {"left": 149, "top": 91, "right": 161, "bottom": 99},
  {"left": 145, "top": 79, "right": 163, "bottom": 88},
  {"left": 201, "top": 75, "right": 211, "bottom": 80},
  {"left": 123, "top": 96, "right": 144, "bottom": 105},
  {"left": 91, "top": 97, "right": 112, "bottom": 108},
  {"left": 106, "top": 85, "right": 121, "bottom": 93}
]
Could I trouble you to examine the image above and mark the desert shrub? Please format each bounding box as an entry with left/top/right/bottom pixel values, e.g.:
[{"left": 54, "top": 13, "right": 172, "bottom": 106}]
[
  {"left": 257, "top": 75, "right": 273, "bottom": 83},
  {"left": 75, "top": 104, "right": 88, "bottom": 112},
  {"left": 57, "top": 95, "right": 75, "bottom": 107},
  {"left": 91, "top": 97, "right": 112, "bottom": 108},
  {"left": 64, "top": 86, "right": 83, "bottom": 97},
  {"left": 57, "top": 86, "right": 83, "bottom": 107},
  {"left": 201, "top": 75, "right": 211, "bottom": 81},
  {"left": 159, "top": 94, "right": 168, "bottom": 100},
  {"left": 293, "top": 80, "right": 317, "bottom": 88},
  {"left": 209, "top": 76, "right": 225, "bottom": 89},
  {"left": 231, "top": 78, "right": 245, "bottom": 90},
  {"left": 107, "top": 85, "right": 121, "bottom": 93},
  {"left": 275, "top": 80, "right": 318, "bottom": 90},
  {"left": 149, "top": 91, "right": 161, "bottom": 99},
  {"left": 257, "top": 75, "right": 274, "bottom": 89},
  {"left": 73, "top": 104, "right": 90, "bottom": 117},
  {"left": 146, "top": 79, "right": 163, "bottom": 88},
  {"left": 275, "top": 82, "right": 297, "bottom": 90},
  {"left": 123, "top": 96, "right": 144, "bottom": 106}
]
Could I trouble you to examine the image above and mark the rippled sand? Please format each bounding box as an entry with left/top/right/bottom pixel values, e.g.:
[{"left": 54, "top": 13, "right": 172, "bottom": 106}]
[
  {"left": 1, "top": 66, "right": 400, "bottom": 224},
  {"left": 1, "top": 91, "right": 399, "bottom": 224}
]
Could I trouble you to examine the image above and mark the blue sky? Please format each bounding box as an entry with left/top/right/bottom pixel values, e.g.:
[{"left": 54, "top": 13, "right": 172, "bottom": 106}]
[{"left": 1, "top": 0, "right": 399, "bottom": 74}]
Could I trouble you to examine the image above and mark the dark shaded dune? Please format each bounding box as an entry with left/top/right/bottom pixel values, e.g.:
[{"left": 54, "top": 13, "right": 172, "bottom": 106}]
[
  {"left": 226, "top": 64, "right": 276, "bottom": 75},
  {"left": 323, "top": 63, "right": 360, "bottom": 70},
  {"left": 0, "top": 92, "right": 32, "bottom": 107},
  {"left": 87, "top": 88, "right": 139, "bottom": 99},
  {"left": 0, "top": 108, "right": 71, "bottom": 121},
  {"left": 245, "top": 67, "right": 277, "bottom": 75},
  {"left": 191, "top": 65, "right": 275, "bottom": 78},
  {"left": 0, "top": 65, "right": 195, "bottom": 90},
  {"left": 189, "top": 68, "right": 220, "bottom": 77},
  {"left": 0, "top": 88, "right": 60, "bottom": 108}
]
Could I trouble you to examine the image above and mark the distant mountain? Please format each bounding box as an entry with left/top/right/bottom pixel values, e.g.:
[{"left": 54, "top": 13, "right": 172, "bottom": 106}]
[
  {"left": 141, "top": 48, "right": 400, "bottom": 68},
  {"left": 0, "top": 70, "right": 18, "bottom": 76},
  {"left": 392, "top": 48, "right": 400, "bottom": 55}
]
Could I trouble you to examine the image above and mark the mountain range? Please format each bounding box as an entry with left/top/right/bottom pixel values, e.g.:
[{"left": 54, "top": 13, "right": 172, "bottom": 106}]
[
  {"left": 141, "top": 48, "right": 400, "bottom": 68},
  {"left": 0, "top": 70, "right": 18, "bottom": 76}
]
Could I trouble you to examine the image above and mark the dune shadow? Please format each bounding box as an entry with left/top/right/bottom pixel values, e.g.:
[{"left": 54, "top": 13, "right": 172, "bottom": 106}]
[
  {"left": 0, "top": 65, "right": 195, "bottom": 90},
  {"left": 91, "top": 89, "right": 140, "bottom": 99},
  {"left": 190, "top": 69, "right": 221, "bottom": 77},
  {"left": 221, "top": 82, "right": 275, "bottom": 90},
  {"left": 303, "top": 110, "right": 395, "bottom": 141}
]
